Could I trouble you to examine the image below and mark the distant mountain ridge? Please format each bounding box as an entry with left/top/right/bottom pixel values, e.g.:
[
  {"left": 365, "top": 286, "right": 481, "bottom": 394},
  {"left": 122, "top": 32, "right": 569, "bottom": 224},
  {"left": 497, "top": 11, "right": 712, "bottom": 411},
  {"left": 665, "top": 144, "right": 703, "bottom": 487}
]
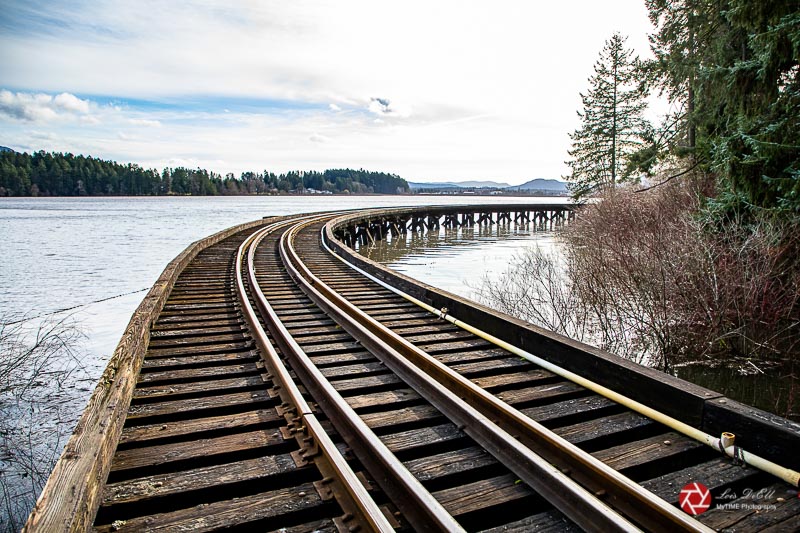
[
  {"left": 509, "top": 178, "right": 567, "bottom": 192},
  {"left": 408, "top": 180, "right": 511, "bottom": 189},
  {"left": 0, "top": 146, "right": 14, "bottom": 153},
  {"left": 408, "top": 178, "right": 568, "bottom": 192}
]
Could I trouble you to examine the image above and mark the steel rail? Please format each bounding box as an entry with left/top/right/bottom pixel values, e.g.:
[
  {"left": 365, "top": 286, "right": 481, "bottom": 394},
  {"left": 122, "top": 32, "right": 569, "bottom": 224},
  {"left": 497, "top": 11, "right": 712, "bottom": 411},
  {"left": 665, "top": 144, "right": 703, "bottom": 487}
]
[
  {"left": 246, "top": 219, "right": 464, "bottom": 532},
  {"left": 312, "top": 221, "right": 716, "bottom": 531},
  {"left": 322, "top": 216, "right": 800, "bottom": 489},
  {"left": 234, "top": 219, "right": 396, "bottom": 533},
  {"left": 310, "top": 217, "right": 718, "bottom": 531},
  {"left": 281, "top": 218, "right": 657, "bottom": 533}
]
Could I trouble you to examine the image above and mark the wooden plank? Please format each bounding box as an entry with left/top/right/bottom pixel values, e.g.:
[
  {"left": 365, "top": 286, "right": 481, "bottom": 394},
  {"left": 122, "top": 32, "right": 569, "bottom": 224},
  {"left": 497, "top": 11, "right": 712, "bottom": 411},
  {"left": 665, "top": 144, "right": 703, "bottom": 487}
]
[
  {"left": 330, "top": 373, "right": 404, "bottom": 394},
  {"left": 640, "top": 458, "right": 761, "bottom": 502},
  {"left": 281, "top": 318, "right": 338, "bottom": 329},
  {"left": 433, "top": 474, "right": 532, "bottom": 516},
  {"left": 149, "top": 325, "right": 246, "bottom": 338},
  {"left": 101, "top": 453, "right": 299, "bottom": 507},
  {"left": 155, "top": 313, "right": 240, "bottom": 326},
  {"left": 126, "top": 390, "right": 274, "bottom": 422},
  {"left": 480, "top": 510, "right": 579, "bottom": 533},
  {"left": 110, "top": 429, "right": 287, "bottom": 473},
  {"left": 361, "top": 404, "right": 443, "bottom": 431},
  {"left": 161, "top": 301, "right": 233, "bottom": 312},
  {"left": 404, "top": 330, "right": 480, "bottom": 344},
  {"left": 418, "top": 338, "right": 494, "bottom": 353},
  {"left": 495, "top": 381, "right": 586, "bottom": 405},
  {"left": 472, "top": 370, "right": 556, "bottom": 390},
  {"left": 449, "top": 357, "right": 533, "bottom": 376},
  {"left": 702, "top": 397, "right": 800, "bottom": 471},
  {"left": 521, "top": 395, "right": 618, "bottom": 426},
  {"left": 266, "top": 520, "right": 337, "bottom": 533},
  {"left": 94, "top": 482, "right": 323, "bottom": 532},
  {"left": 404, "top": 447, "right": 496, "bottom": 482},
  {"left": 295, "top": 332, "right": 353, "bottom": 345},
  {"left": 145, "top": 341, "right": 254, "bottom": 358},
  {"left": 141, "top": 351, "right": 257, "bottom": 370},
  {"left": 381, "top": 317, "right": 454, "bottom": 328},
  {"left": 120, "top": 409, "right": 281, "bottom": 446},
  {"left": 24, "top": 218, "right": 270, "bottom": 532},
  {"left": 309, "top": 351, "right": 375, "bottom": 367},
  {"left": 302, "top": 340, "right": 363, "bottom": 355},
  {"left": 699, "top": 482, "right": 800, "bottom": 530},
  {"left": 137, "top": 363, "right": 259, "bottom": 384},
  {"left": 147, "top": 333, "right": 246, "bottom": 348},
  {"left": 591, "top": 432, "right": 705, "bottom": 472},
  {"left": 284, "top": 324, "right": 344, "bottom": 336},
  {"left": 132, "top": 375, "right": 267, "bottom": 401},
  {"left": 345, "top": 388, "right": 422, "bottom": 411},
  {"left": 433, "top": 348, "right": 516, "bottom": 365},
  {"left": 381, "top": 423, "right": 465, "bottom": 453},
  {"left": 388, "top": 323, "right": 463, "bottom": 336},
  {"left": 553, "top": 411, "right": 655, "bottom": 447},
  {"left": 363, "top": 310, "right": 431, "bottom": 321},
  {"left": 319, "top": 361, "right": 388, "bottom": 380}
]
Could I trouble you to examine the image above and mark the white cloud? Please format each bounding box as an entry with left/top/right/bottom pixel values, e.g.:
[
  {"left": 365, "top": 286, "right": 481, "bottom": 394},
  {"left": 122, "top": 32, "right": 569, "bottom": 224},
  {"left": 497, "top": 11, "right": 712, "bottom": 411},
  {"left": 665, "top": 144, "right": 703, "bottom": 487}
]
[
  {"left": 0, "top": 0, "right": 658, "bottom": 182},
  {"left": 0, "top": 89, "right": 95, "bottom": 122},
  {"left": 309, "top": 133, "right": 329, "bottom": 143},
  {"left": 129, "top": 118, "right": 162, "bottom": 127},
  {"left": 53, "top": 92, "right": 90, "bottom": 114}
]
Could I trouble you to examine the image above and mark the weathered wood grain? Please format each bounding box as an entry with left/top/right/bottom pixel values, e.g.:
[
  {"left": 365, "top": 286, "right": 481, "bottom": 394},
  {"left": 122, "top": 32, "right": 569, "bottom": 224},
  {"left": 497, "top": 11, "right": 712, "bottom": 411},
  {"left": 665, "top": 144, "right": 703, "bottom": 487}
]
[
  {"left": 119, "top": 408, "right": 280, "bottom": 446},
  {"left": 24, "top": 217, "right": 272, "bottom": 532},
  {"left": 94, "top": 482, "right": 324, "bottom": 532},
  {"left": 433, "top": 474, "right": 533, "bottom": 516}
]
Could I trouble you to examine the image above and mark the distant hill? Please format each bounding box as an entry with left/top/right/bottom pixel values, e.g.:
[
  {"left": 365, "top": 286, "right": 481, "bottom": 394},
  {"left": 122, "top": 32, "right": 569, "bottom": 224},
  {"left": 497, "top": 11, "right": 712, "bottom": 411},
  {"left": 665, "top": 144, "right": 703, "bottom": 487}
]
[
  {"left": 458, "top": 180, "right": 511, "bottom": 188},
  {"left": 0, "top": 146, "right": 14, "bottom": 153},
  {"left": 408, "top": 180, "right": 511, "bottom": 190},
  {"left": 507, "top": 178, "right": 568, "bottom": 192}
]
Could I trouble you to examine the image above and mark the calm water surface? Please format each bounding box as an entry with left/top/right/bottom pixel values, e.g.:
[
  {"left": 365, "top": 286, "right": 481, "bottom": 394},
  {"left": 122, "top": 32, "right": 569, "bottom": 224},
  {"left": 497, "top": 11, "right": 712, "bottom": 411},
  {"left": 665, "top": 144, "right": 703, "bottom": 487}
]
[{"left": 0, "top": 195, "right": 565, "bottom": 381}]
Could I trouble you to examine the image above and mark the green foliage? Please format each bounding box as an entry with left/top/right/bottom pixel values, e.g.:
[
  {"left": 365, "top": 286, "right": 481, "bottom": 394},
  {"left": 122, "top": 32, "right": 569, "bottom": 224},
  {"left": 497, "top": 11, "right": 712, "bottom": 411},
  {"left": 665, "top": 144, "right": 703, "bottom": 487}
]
[
  {"left": 0, "top": 151, "right": 410, "bottom": 196},
  {"left": 566, "top": 33, "right": 651, "bottom": 200},
  {"left": 646, "top": 0, "right": 800, "bottom": 212}
]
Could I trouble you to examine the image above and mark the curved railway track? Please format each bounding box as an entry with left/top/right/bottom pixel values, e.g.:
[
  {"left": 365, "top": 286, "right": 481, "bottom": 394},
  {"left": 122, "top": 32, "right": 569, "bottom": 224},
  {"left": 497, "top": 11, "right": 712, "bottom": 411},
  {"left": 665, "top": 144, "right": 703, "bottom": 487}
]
[{"left": 28, "top": 209, "right": 800, "bottom": 532}]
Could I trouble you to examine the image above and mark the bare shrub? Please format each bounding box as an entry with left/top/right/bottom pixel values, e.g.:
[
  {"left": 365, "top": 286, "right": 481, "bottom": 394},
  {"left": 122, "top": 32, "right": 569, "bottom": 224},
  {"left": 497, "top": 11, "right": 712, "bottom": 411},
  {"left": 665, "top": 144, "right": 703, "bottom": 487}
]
[
  {"left": 0, "top": 316, "right": 86, "bottom": 532},
  {"left": 478, "top": 176, "right": 800, "bottom": 375},
  {"left": 473, "top": 244, "right": 592, "bottom": 345}
]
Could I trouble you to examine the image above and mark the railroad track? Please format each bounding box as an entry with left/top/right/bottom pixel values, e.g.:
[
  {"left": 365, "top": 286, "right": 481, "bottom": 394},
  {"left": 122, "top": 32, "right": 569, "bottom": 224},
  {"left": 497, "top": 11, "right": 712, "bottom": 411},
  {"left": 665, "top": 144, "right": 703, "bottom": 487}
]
[{"left": 29, "top": 210, "right": 800, "bottom": 532}]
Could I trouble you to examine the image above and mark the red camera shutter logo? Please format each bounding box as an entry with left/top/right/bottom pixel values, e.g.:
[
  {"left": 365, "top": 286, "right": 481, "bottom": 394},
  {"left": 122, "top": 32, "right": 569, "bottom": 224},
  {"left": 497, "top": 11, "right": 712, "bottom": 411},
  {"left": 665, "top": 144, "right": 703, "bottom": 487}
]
[{"left": 680, "top": 482, "right": 712, "bottom": 515}]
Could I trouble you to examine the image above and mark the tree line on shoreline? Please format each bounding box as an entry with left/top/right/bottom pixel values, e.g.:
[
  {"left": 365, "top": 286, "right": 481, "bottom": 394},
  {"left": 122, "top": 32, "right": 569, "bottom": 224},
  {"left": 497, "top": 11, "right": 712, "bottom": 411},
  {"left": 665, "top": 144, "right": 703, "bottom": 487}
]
[
  {"left": 0, "top": 150, "right": 410, "bottom": 196},
  {"left": 497, "top": 0, "right": 800, "bottom": 396}
]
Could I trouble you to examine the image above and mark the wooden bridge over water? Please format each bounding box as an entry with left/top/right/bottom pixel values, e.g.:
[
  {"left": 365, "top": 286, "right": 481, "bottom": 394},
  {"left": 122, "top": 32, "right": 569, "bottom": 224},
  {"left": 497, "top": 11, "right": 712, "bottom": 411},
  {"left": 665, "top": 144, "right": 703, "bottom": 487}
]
[{"left": 25, "top": 204, "right": 800, "bottom": 532}]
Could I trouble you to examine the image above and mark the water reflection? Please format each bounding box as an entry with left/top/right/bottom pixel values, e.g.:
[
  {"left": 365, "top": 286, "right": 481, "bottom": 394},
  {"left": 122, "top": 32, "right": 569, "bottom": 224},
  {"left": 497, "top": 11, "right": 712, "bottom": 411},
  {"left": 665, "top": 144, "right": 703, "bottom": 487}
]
[{"left": 362, "top": 222, "right": 561, "bottom": 303}]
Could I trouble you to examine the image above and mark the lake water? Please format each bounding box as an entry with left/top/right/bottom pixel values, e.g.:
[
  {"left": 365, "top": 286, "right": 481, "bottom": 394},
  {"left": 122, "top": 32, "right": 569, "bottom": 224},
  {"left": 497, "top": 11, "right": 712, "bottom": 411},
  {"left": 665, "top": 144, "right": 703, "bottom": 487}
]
[
  {"left": 0, "top": 195, "right": 565, "bottom": 372},
  {"left": 358, "top": 222, "right": 562, "bottom": 300}
]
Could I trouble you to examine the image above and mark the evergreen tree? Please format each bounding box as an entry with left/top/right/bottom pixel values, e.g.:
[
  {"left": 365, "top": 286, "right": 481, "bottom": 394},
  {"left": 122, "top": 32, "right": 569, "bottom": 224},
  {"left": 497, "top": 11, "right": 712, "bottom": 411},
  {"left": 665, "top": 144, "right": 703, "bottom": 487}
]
[
  {"left": 566, "top": 33, "right": 650, "bottom": 200},
  {"left": 646, "top": 0, "right": 800, "bottom": 212}
]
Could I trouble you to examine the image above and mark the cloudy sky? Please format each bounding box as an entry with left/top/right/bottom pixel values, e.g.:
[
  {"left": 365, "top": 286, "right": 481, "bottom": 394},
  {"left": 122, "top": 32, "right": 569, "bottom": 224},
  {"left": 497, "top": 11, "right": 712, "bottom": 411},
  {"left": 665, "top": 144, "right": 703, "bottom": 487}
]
[{"left": 0, "top": 1, "right": 656, "bottom": 184}]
